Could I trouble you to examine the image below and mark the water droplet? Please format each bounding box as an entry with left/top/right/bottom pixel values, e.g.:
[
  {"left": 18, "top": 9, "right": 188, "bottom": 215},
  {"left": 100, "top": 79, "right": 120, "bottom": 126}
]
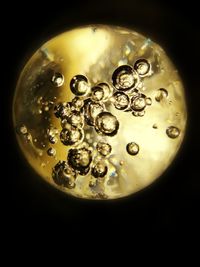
[
  {"left": 70, "top": 75, "right": 90, "bottom": 96},
  {"left": 166, "top": 126, "right": 180, "bottom": 139},
  {"left": 155, "top": 88, "right": 168, "bottom": 102},
  {"left": 131, "top": 95, "right": 146, "bottom": 111},
  {"left": 60, "top": 127, "right": 83, "bottom": 146},
  {"left": 68, "top": 147, "right": 92, "bottom": 175},
  {"left": 52, "top": 161, "right": 76, "bottom": 188},
  {"left": 91, "top": 86, "right": 104, "bottom": 101},
  {"left": 112, "top": 65, "right": 139, "bottom": 91},
  {"left": 95, "top": 112, "right": 119, "bottom": 136},
  {"left": 96, "top": 142, "right": 112, "bottom": 156},
  {"left": 113, "top": 92, "right": 129, "bottom": 110},
  {"left": 134, "top": 58, "right": 151, "bottom": 77},
  {"left": 126, "top": 142, "right": 139, "bottom": 155},
  {"left": 47, "top": 147, "right": 56, "bottom": 156},
  {"left": 51, "top": 72, "right": 64, "bottom": 87},
  {"left": 91, "top": 161, "right": 108, "bottom": 178}
]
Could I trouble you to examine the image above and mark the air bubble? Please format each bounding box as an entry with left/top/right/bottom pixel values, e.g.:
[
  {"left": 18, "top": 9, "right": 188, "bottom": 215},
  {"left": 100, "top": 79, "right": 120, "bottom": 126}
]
[
  {"left": 52, "top": 161, "right": 76, "bottom": 188},
  {"left": 68, "top": 147, "right": 92, "bottom": 175},
  {"left": 155, "top": 88, "right": 168, "bottom": 102},
  {"left": 67, "top": 111, "right": 83, "bottom": 127},
  {"left": 131, "top": 95, "right": 146, "bottom": 111},
  {"left": 18, "top": 124, "right": 27, "bottom": 135},
  {"left": 71, "top": 97, "right": 84, "bottom": 110},
  {"left": 153, "top": 124, "right": 158, "bottom": 129},
  {"left": 146, "top": 97, "right": 152, "bottom": 105},
  {"left": 95, "top": 112, "right": 119, "bottom": 136},
  {"left": 70, "top": 75, "right": 90, "bottom": 96},
  {"left": 112, "top": 65, "right": 139, "bottom": 91},
  {"left": 126, "top": 142, "right": 139, "bottom": 155},
  {"left": 47, "top": 147, "right": 56, "bottom": 156},
  {"left": 91, "top": 161, "right": 108, "bottom": 178},
  {"left": 51, "top": 72, "right": 64, "bottom": 87},
  {"left": 54, "top": 102, "right": 71, "bottom": 119},
  {"left": 134, "top": 58, "right": 151, "bottom": 77},
  {"left": 166, "top": 126, "right": 180, "bottom": 139},
  {"left": 83, "top": 99, "right": 105, "bottom": 126},
  {"left": 60, "top": 127, "right": 83, "bottom": 146},
  {"left": 97, "top": 83, "right": 111, "bottom": 100},
  {"left": 96, "top": 142, "right": 112, "bottom": 156},
  {"left": 91, "top": 86, "right": 104, "bottom": 101},
  {"left": 113, "top": 92, "right": 129, "bottom": 110}
]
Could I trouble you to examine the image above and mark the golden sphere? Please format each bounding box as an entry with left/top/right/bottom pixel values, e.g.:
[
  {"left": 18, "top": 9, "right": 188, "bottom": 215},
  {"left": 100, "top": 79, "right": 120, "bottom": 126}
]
[{"left": 13, "top": 25, "right": 187, "bottom": 200}]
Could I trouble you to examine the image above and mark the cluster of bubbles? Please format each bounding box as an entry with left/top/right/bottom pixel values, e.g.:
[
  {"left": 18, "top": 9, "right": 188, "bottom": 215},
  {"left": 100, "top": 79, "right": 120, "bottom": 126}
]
[
  {"left": 16, "top": 57, "right": 181, "bottom": 195},
  {"left": 50, "top": 58, "right": 180, "bottom": 190},
  {"left": 52, "top": 74, "right": 118, "bottom": 189},
  {"left": 111, "top": 59, "right": 152, "bottom": 117}
]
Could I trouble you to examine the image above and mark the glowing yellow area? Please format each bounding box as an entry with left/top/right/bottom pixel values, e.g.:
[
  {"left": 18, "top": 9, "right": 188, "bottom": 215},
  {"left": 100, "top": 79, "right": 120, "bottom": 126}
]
[{"left": 13, "top": 25, "right": 187, "bottom": 199}]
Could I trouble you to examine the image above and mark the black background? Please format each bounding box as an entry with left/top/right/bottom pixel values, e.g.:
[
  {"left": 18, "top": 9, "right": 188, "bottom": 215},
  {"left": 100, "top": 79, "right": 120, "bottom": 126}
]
[{"left": 2, "top": 0, "right": 200, "bottom": 242}]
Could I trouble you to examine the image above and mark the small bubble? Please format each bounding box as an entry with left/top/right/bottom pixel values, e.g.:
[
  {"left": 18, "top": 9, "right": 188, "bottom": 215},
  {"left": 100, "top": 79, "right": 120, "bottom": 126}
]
[
  {"left": 131, "top": 95, "right": 146, "bottom": 111},
  {"left": 153, "top": 124, "right": 158, "bottom": 129},
  {"left": 70, "top": 75, "right": 90, "bottom": 96},
  {"left": 52, "top": 161, "right": 76, "bottom": 188},
  {"left": 54, "top": 102, "right": 71, "bottom": 119},
  {"left": 95, "top": 112, "right": 119, "bottom": 136},
  {"left": 112, "top": 65, "right": 139, "bottom": 91},
  {"left": 113, "top": 92, "right": 129, "bottom": 110},
  {"left": 97, "top": 83, "right": 111, "bottom": 101},
  {"left": 41, "top": 162, "right": 46, "bottom": 168},
  {"left": 89, "top": 177, "right": 98, "bottom": 188},
  {"left": 166, "top": 126, "right": 180, "bottom": 139},
  {"left": 60, "top": 127, "right": 83, "bottom": 146},
  {"left": 25, "top": 133, "right": 32, "bottom": 142},
  {"left": 67, "top": 111, "right": 83, "bottom": 127},
  {"left": 120, "top": 160, "right": 124, "bottom": 166},
  {"left": 49, "top": 136, "right": 58, "bottom": 144},
  {"left": 155, "top": 88, "right": 168, "bottom": 102},
  {"left": 146, "top": 97, "right": 152, "bottom": 106},
  {"left": 134, "top": 58, "right": 151, "bottom": 77},
  {"left": 51, "top": 72, "right": 64, "bottom": 87},
  {"left": 47, "top": 147, "right": 56, "bottom": 156},
  {"left": 96, "top": 142, "right": 112, "bottom": 156},
  {"left": 126, "top": 142, "right": 139, "bottom": 155},
  {"left": 91, "top": 161, "right": 108, "bottom": 178},
  {"left": 19, "top": 124, "right": 27, "bottom": 135},
  {"left": 68, "top": 147, "right": 92, "bottom": 175},
  {"left": 71, "top": 97, "right": 84, "bottom": 110},
  {"left": 91, "top": 86, "right": 104, "bottom": 101},
  {"left": 83, "top": 99, "right": 105, "bottom": 126}
]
